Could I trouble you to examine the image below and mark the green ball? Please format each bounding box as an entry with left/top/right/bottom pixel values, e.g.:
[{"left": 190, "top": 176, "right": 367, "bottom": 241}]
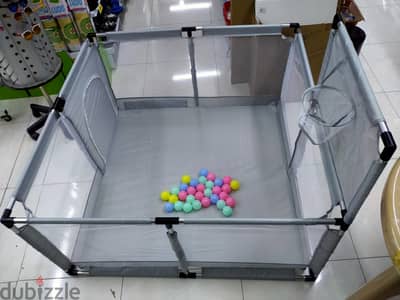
[
  {"left": 204, "top": 188, "right": 212, "bottom": 197},
  {"left": 216, "top": 200, "right": 226, "bottom": 210},
  {"left": 205, "top": 181, "right": 214, "bottom": 189},
  {"left": 186, "top": 195, "right": 195, "bottom": 203},
  {"left": 222, "top": 206, "right": 233, "bottom": 217},
  {"left": 192, "top": 200, "right": 202, "bottom": 210},
  {"left": 170, "top": 186, "right": 179, "bottom": 195},
  {"left": 199, "top": 176, "right": 207, "bottom": 184},
  {"left": 174, "top": 201, "right": 184, "bottom": 211},
  {"left": 183, "top": 203, "right": 193, "bottom": 213}
]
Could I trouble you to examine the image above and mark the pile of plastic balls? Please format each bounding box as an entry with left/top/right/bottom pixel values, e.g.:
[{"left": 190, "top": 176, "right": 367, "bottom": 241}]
[{"left": 160, "top": 168, "right": 240, "bottom": 217}]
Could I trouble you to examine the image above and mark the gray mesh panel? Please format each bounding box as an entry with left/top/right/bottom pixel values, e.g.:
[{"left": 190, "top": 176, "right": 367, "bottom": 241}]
[{"left": 60, "top": 42, "right": 118, "bottom": 171}]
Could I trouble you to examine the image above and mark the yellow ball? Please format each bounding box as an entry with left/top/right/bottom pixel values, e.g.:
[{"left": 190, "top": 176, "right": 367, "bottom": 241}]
[
  {"left": 181, "top": 175, "right": 191, "bottom": 184},
  {"left": 160, "top": 191, "right": 170, "bottom": 201},
  {"left": 230, "top": 180, "right": 240, "bottom": 191},
  {"left": 169, "top": 194, "right": 178, "bottom": 203}
]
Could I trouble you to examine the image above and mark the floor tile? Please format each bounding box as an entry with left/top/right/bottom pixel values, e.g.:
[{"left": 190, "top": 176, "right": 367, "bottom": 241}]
[
  {"left": 357, "top": 0, "right": 400, "bottom": 7},
  {"left": 0, "top": 123, "right": 26, "bottom": 189},
  {"left": 0, "top": 97, "right": 44, "bottom": 126},
  {"left": 151, "top": 0, "right": 212, "bottom": 26},
  {"left": 358, "top": 4, "right": 400, "bottom": 44},
  {"left": 349, "top": 159, "right": 395, "bottom": 258},
  {"left": 242, "top": 260, "right": 365, "bottom": 300},
  {"left": 15, "top": 277, "right": 122, "bottom": 300},
  {"left": 144, "top": 60, "right": 194, "bottom": 96},
  {"left": 375, "top": 92, "right": 399, "bottom": 121},
  {"left": 121, "top": 278, "right": 242, "bottom": 300},
  {"left": 0, "top": 187, "right": 41, "bottom": 283},
  {"left": 112, "top": 64, "right": 146, "bottom": 98},
  {"left": 359, "top": 257, "right": 393, "bottom": 281},
  {"left": 118, "top": 41, "right": 148, "bottom": 65},
  {"left": 386, "top": 91, "right": 400, "bottom": 117},
  {"left": 362, "top": 42, "right": 400, "bottom": 92},
  {"left": 360, "top": 54, "right": 383, "bottom": 93},
  {"left": 216, "top": 57, "right": 250, "bottom": 96}
]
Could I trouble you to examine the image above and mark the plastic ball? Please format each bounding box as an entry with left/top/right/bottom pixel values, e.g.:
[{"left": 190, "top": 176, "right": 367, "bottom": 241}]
[
  {"left": 183, "top": 203, "right": 193, "bottom": 213},
  {"left": 204, "top": 188, "right": 212, "bottom": 197},
  {"left": 230, "top": 180, "right": 240, "bottom": 191},
  {"left": 210, "top": 194, "right": 219, "bottom": 205},
  {"left": 164, "top": 202, "right": 174, "bottom": 213},
  {"left": 160, "top": 191, "right": 170, "bottom": 201},
  {"left": 222, "top": 206, "right": 233, "bottom": 217},
  {"left": 199, "top": 168, "right": 208, "bottom": 177},
  {"left": 192, "top": 200, "right": 202, "bottom": 210},
  {"left": 190, "top": 178, "right": 199, "bottom": 187},
  {"left": 187, "top": 186, "right": 196, "bottom": 195},
  {"left": 186, "top": 195, "right": 195, "bottom": 203},
  {"left": 219, "top": 192, "right": 228, "bottom": 200},
  {"left": 174, "top": 201, "right": 184, "bottom": 211},
  {"left": 216, "top": 200, "right": 226, "bottom": 210},
  {"left": 181, "top": 175, "right": 191, "bottom": 184},
  {"left": 168, "top": 194, "right": 178, "bottom": 203},
  {"left": 205, "top": 181, "right": 214, "bottom": 189},
  {"left": 221, "top": 184, "right": 231, "bottom": 194},
  {"left": 214, "top": 178, "right": 223, "bottom": 187},
  {"left": 201, "top": 197, "right": 211, "bottom": 208},
  {"left": 212, "top": 186, "right": 221, "bottom": 195},
  {"left": 178, "top": 191, "right": 187, "bottom": 201},
  {"left": 180, "top": 183, "right": 188, "bottom": 191},
  {"left": 198, "top": 176, "right": 207, "bottom": 184},
  {"left": 196, "top": 184, "right": 205, "bottom": 192},
  {"left": 206, "top": 172, "right": 216, "bottom": 181},
  {"left": 223, "top": 176, "right": 232, "bottom": 184},
  {"left": 195, "top": 191, "right": 204, "bottom": 200},
  {"left": 170, "top": 186, "right": 180, "bottom": 195},
  {"left": 225, "top": 197, "right": 236, "bottom": 208}
]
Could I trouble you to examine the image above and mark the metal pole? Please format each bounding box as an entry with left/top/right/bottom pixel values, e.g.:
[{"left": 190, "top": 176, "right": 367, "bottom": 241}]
[
  {"left": 11, "top": 217, "right": 338, "bottom": 226},
  {"left": 188, "top": 37, "right": 199, "bottom": 106},
  {"left": 165, "top": 225, "right": 189, "bottom": 274},
  {"left": 39, "top": 86, "right": 54, "bottom": 106}
]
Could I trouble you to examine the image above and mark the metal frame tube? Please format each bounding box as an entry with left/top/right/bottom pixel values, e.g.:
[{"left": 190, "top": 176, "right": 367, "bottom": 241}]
[
  {"left": 188, "top": 37, "right": 199, "bottom": 105},
  {"left": 97, "top": 24, "right": 289, "bottom": 43},
  {"left": 11, "top": 217, "right": 338, "bottom": 226},
  {"left": 166, "top": 225, "right": 189, "bottom": 274}
]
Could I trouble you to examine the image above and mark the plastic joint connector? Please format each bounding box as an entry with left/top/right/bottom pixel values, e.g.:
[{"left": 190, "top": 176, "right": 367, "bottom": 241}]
[
  {"left": 289, "top": 23, "right": 300, "bottom": 33},
  {"left": 1, "top": 209, "right": 14, "bottom": 229},
  {"left": 179, "top": 272, "right": 196, "bottom": 279},
  {"left": 335, "top": 218, "right": 350, "bottom": 231},
  {"left": 87, "top": 32, "right": 97, "bottom": 43},
  {"left": 53, "top": 97, "right": 65, "bottom": 113},
  {"left": 380, "top": 131, "right": 397, "bottom": 162},
  {"left": 155, "top": 217, "right": 180, "bottom": 225},
  {"left": 181, "top": 26, "right": 197, "bottom": 38}
]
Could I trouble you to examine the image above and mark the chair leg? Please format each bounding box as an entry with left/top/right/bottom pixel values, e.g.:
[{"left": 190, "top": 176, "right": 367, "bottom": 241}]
[
  {"left": 30, "top": 104, "right": 50, "bottom": 118},
  {"left": 27, "top": 114, "right": 48, "bottom": 140}
]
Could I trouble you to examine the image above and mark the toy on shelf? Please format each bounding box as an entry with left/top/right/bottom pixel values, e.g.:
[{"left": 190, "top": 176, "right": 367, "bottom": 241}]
[{"left": 159, "top": 169, "right": 241, "bottom": 217}]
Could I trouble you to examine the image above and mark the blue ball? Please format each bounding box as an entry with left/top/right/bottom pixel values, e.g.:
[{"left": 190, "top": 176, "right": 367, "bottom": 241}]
[
  {"left": 164, "top": 202, "right": 174, "bottom": 213},
  {"left": 210, "top": 194, "right": 219, "bottom": 205},
  {"left": 198, "top": 168, "right": 208, "bottom": 177},
  {"left": 180, "top": 183, "right": 188, "bottom": 191},
  {"left": 190, "top": 178, "right": 199, "bottom": 187},
  {"left": 214, "top": 178, "right": 223, "bottom": 187}
]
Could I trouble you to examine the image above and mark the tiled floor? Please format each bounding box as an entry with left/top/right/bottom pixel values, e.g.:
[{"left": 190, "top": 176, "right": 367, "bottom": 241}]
[{"left": 1, "top": 0, "right": 400, "bottom": 299}]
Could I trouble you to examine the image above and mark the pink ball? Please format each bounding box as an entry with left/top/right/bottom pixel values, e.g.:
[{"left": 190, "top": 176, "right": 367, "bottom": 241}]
[
  {"left": 195, "top": 191, "right": 204, "bottom": 200},
  {"left": 226, "top": 197, "right": 236, "bottom": 207},
  {"left": 212, "top": 186, "right": 221, "bottom": 194},
  {"left": 187, "top": 186, "right": 196, "bottom": 195},
  {"left": 206, "top": 172, "right": 216, "bottom": 181},
  {"left": 201, "top": 197, "right": 211, "bottom": 208},
  {"left": 221, "top": 184, "right": 231, "bottom": 194},
  {"left": 223, "top": 176, "right": 232, "bottom": 184},
  {"left": 219, "top": 191, "right": 228, "bottom": 200},
  {"left": 196, "top": 184, "right": 205, "bottom": 192},
  {"left": 178, "top": 191, "right": 187, "bottom": 201}
]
